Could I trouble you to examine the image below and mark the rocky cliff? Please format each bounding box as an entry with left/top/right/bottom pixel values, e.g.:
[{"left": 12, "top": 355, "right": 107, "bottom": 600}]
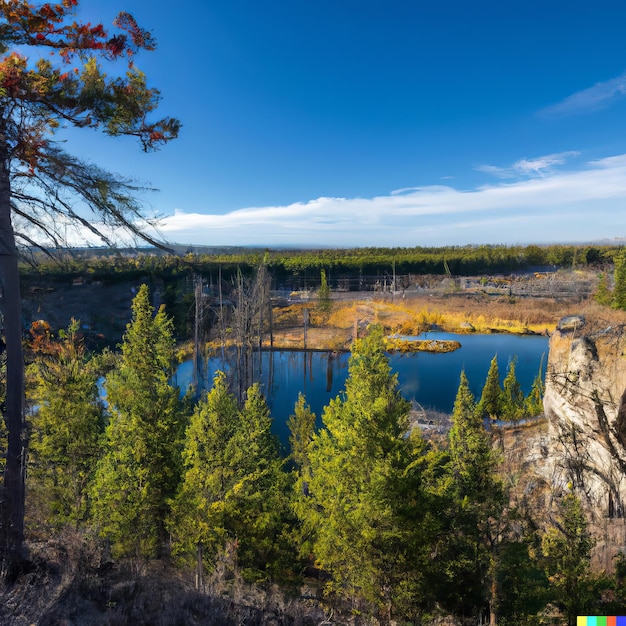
[{"left": 542, "top": 316, "right": 626, "bottom": 570}]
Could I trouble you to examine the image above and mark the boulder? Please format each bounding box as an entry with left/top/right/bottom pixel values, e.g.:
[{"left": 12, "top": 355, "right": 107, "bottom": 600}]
[{"left": 556, "top": 314, "right": 585, "bottom": 332}]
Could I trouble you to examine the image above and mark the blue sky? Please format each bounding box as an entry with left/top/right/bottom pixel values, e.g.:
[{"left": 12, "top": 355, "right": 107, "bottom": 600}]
[{"left": 52, "top": 1, "right": 626, "bottom": 247}]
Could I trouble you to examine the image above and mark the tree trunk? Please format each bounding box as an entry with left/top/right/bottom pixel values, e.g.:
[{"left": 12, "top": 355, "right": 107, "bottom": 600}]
[
  {"left": 218, "top": 265, "right": 226, "bottom": 367},
  {"left": 0, "top": 118, "right": 26, "bottom": 577},
  {"left": 268, "top": 290, "right": 273, "bottom": 350},
  {"left": 193, "top": 276, "right": 203, "bottom": 397},
  {"left": 196, "top": 543, "right": 204, "bottom": 591},
  {"left": 488, "top": 544, "right": 499, "bottom": 626}
]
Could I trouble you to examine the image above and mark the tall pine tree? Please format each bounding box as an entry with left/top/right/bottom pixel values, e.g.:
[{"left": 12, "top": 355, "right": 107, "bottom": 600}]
[
  {"left": 0, "top": 1, "right": 179, "bottom": 571},
  {"left": 613, "top": 249, "right": 626, "bottom": 310},
  {"left": 594, "top": 271, "right": 613, "bottom": 306},
  {"left": 168, "top": 371, "right": 239, "bottom": 573},
  {"left": 226, "top": 383, "right": 291, "bottom": 582},
  {"left": 476, "top": 355, "right": 502, "bottom": 421},
  {"left": 541, "top": 494, "right": 596, "bottom": 624},
  {"left": 436, "top": 370, "right": 507, "bottom": 622},
  {"left": 296, "top": 326, "right": 429, "bottom": 620},
  {"left": 169, "top": 375, "right": 290, "bottom": 583},
  {"left": 287, "top": 392, "right": 316, "bottom": 473},
  {"left": 91, "top": 285, "right": 184, "bottom": 559},
  {"left": 525, "top": 361, "right": 545, "bottom": 417},
  {"left": 317, "top": 269, "right": 331, "bottom": 314},
  {"left": 501, "top": 358, "right": 525, "bottom": 422},
  {"left": 28, "top": 319, "right": 103, "bottom": 530}
]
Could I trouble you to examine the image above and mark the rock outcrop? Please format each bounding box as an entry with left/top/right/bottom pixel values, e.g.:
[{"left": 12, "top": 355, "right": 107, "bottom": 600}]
[{"left": 542, "top": 317, "right": 626, "bottom": 569}]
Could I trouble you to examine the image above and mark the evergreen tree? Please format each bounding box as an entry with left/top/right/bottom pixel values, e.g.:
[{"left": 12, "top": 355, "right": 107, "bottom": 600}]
[
  {"left": 449, "top": 371, "right": 486, "bottom": 490},
  {"left": 296, "top": 326, "right": 429, "bottom": 619},
  {"left": 0, "top": 1, "right": 179, "bottom": 569},
  {"left": 226, "top": 383, "right": 291, "bottom": 582},
  {"left": 438, "top": 370, "right": 507, "bottom": 620},
  {"left": 541, "top": 493, "right": 596, "bottom": 624},
  {"left": 476, "top": 354, "right": 502, "bottom": 421},
  {"left": 525, "top": 361, "right": 545, "bottom": 417},
  {"left": 169, "top": 376, "right": 291, "bottom": 583},
  {"left": 28, "top": 320, "right": 103, "bottom": 530},
  {"left": 287, "top": 392, "right": 316, "bottom": 472},
  {"left": 594, "top": 271, "right": 613, "bottom": 306},
  {"left": 501, "top": 358, "right": 525, "bottom": 422},
  {"left": 91, "top": 285, "right": 184, "bottom": 559},
  {"left": 287, "top": 393, "right": 318, "bottom": 572},
  {"left": 168, "top": 371, "right": 239, "bottom": 569},
  {"left": 318, "top": 269, "right": 331, "bottom": 314},
  {"left": 613, "top": 249, "right": 626, "bottom": 310}
]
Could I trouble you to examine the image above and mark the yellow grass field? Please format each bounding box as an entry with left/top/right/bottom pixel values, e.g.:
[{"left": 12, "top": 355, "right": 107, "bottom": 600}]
[{"left": 257, "top": 291, "right": 626, "bottom": 351}]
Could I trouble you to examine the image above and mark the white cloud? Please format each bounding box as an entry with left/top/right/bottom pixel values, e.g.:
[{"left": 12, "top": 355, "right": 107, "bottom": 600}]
[
  {"left": 32, "top": 152, "right": 626, "bottom": 249},
  {"left": 155, "top": 153, "right": 626, "bottom": 247},
  {"left": 541, "top": 72, "right": 626, "bottom": 116},
  {"left": 475, "top": 151, "right": 579, "bottom": 178}
]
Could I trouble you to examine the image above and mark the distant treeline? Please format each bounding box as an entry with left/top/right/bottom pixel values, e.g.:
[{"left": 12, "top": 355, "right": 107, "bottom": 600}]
[
  {"left": 18, "top": 243, "right": 620, "bottom": 344},
  {"left": 19, "top": 243, "right": 621, "bottom": 291}
]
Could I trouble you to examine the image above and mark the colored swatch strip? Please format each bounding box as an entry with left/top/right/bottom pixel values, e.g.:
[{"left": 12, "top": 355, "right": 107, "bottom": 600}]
[{"left": 577, "top": 618, "right": 626, "bottom": 626}]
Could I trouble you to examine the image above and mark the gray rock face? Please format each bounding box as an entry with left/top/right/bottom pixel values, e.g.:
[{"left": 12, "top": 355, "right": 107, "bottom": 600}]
[
  {"left": 556, "top": 314, "right": 586, "bottom": 332},
  {"left": 542, "top": 320, "right": 626, "bottom": 569}
]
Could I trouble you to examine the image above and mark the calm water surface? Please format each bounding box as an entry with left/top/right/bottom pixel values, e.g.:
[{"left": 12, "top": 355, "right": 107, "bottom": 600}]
[{"left": 175, "top": 332, "right": 548, "bottom": 446}]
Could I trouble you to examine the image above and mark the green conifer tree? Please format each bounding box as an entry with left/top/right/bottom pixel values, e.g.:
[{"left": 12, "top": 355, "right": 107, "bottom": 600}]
[
  {"left": 437, "top": 370, "right": 507, "bottom": 620},
  {"left": 91, "top": 284, "right": 184, "bottom": 559},
  {"left": 318, "top": 269, "right": 331, "bottom": 314},
  {"left": 169, "top": 376, "right": 291, "bottom": 583},
  {"left": 449, "top": 371, "right": 495, "bottom": 500},
  {"left": 541, "top": 494, "right": 596, "bottom": 624},
  {"left": 287, "top": 392, "right": 316, "bottom": 472},
  {"left": 168, "top": 371, "right": 239, "bottom": 568},
  {"left": 287, "top": 393, "right": 323, "bottom": 576},
  {"left": 476, "top": 354, "right": 502, "bottom": 421},
  {"left": 613, "top": 249, "right": 626, "bottom": 310},
  {"left": 501, "top": 358, "right": 525, "bottom": 422},
  {"left": 594, "top": 272, "right": 613, "bottom": 306},
  {"left": 226, "top": 383, "right": 291, "bottom": 581},
  {"left": 525, "top": 361, "right": 545, "bottom": 417},
  {"left": 296, "top": 326, "right": 429, "bottom": 619},
  {"left": 28, "top": 320, "right": 103, "bottom": 530}
]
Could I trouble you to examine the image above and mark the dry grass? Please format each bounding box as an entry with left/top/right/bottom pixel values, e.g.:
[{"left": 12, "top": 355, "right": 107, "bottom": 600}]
[
  {"left": 400, "top": 294, "right": 566, "bottom": 333},
  {"left": 201, "top": 287, "right": 626, "bottom": 353},
  {"left": 267, "top": 294, "right": 578, "bottom": 350},
  {"left": 2, "top": 535, "right": 330, "bottom": 626}
]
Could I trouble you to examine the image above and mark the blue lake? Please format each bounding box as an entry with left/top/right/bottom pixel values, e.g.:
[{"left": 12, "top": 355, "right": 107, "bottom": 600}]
[{"left": 175, "top": 332, "right": 549, "bottom": 447}]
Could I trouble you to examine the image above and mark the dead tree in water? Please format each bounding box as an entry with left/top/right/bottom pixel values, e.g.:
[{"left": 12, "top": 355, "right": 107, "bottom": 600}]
[
  {"left": 224, "top": 263, "right": 272, "bottom": 401},
  {"left": 192, "top": 275, "right": 208, "bottom": 398}
]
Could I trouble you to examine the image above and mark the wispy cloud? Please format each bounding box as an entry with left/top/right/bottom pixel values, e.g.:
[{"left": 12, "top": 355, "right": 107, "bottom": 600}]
[
  {"left": 151, "top": 153, "right": 626, "bottom": 247},
  {"left": 541, "top": 72, "right": 626, "bottom": 116},
  {"left": 40, "top": 153, "right": 626, "bottom": 249},
  {"left": 475, "top": 151, "right": 579, "bottom": 179}
]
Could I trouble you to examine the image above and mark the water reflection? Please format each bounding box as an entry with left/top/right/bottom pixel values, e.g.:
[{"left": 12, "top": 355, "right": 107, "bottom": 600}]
[{"left": 175, "top": 332, "right": 548, "bottom": 447}]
